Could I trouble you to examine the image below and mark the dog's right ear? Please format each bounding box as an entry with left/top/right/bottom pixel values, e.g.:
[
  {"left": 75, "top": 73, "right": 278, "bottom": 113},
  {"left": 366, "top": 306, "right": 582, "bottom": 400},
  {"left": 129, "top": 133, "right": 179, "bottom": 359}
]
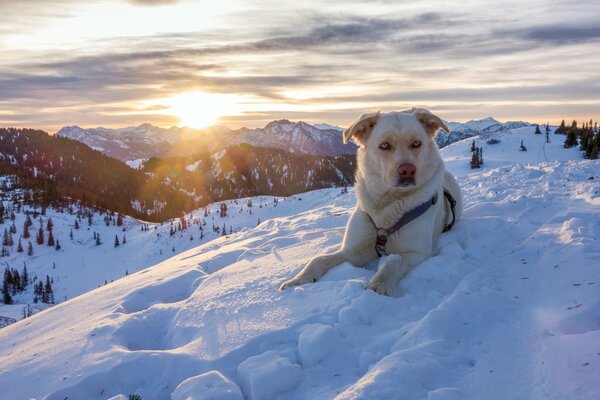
[{"left": 343, "top": 111, "right": 380, "bottom": 144}]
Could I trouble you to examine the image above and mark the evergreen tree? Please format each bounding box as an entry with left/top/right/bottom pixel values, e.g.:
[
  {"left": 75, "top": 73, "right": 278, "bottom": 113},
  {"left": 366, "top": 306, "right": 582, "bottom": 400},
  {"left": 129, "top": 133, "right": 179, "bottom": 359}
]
[
  {"left": 96, "top": 235, "right": 102, "bottom": 245},
  {"left": 122, "top": 234, "right": 126, "bottom": 244},
  {"left": 114, "top": 235, "right": 120, "bottom": 247},
  {"left": 22, "top": 221, "right": 30, "bottom": 239},
  {"left": 116, "top": 213, "right": 123, "bottom": 226},
  {"left": 2, "top": 228, "right": 9, "bottom": 246},
  {"left": 222, "top": 223, "right": 227, "bottom": 236},
  {"left": 47, "top": 230, "right": 55, "bottom": 246},
  {"left": 17, "top": 238, "right": 23, "bottom": 252},
  {"left": 2, "top": 277, "right": 12, "bottom": 305},
  {"left": 74, "top": 219, "right": 80, "bottom": 230},
  {"left": 36, "top": 225, "right": 44, "bottom": 245},
  {"left": 534, "top": 124, "right": 541, "bottom": 134},
  {"left": 519, "top": 140, "right": 527, "bottom": 151},
  {"left": 21, "top": 264, "right": 28, "bottom": 289},
  {"left": 556, "top": 119, "right": 566, "bottom": 134},
  {"left": 27, "top": 241, "right": 33, "bottom": 256},
  {"left": 70, "top": 229, "right": 74, "bottom": 240},
  {"left": 47, "top": 217, "right": 53, "bottom": 232},
  {"left": 55, "top": 240, "right": 61, "bottom": 250},
  {"left": 564, "top": 127, "right": 578, "bottom": 148}
]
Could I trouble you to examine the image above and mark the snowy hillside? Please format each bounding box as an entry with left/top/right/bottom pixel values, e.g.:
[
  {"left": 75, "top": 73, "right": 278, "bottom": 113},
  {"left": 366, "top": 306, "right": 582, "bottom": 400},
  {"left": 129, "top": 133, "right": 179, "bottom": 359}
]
[
  {"left": 0, "top": 192, "right": 337, "bottom": 323},
  {"left": 1, "top": 126, "right": 599, "bottom": 400}
]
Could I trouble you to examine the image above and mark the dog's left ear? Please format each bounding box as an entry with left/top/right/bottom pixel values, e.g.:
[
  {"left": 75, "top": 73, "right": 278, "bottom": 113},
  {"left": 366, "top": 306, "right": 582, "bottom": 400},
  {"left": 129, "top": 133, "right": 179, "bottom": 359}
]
[
  {"left": 414, "top": 108, "right": 449, "bottom": 136},
  {"left": 343, "top": 111, "right": 380, "bottom": 144}
]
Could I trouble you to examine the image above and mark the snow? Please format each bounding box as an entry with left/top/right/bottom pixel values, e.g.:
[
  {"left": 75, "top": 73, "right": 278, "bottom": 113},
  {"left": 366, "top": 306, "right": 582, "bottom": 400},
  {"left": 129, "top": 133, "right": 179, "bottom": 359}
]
[
  {"left": 0, "top": 126, "right": 599, "bottom": 399},
  {"left": 237, "top": 351, "right": 302, "bottom": 400},
  {"left": 186, "top": 160, "right": 202, "bottom": 172},
  {"left": 126, "top": 158, "right": 147, "bottom": 169},
  {"left": 171, "top": 371, "right": 243, "bottom": 400}
]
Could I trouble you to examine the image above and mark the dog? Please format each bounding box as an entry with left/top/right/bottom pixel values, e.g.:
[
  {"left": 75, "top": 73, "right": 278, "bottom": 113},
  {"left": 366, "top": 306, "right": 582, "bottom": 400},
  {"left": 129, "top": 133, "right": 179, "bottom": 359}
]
[{"left": 280, "top": 108, "right": 463, "bottom": 295}]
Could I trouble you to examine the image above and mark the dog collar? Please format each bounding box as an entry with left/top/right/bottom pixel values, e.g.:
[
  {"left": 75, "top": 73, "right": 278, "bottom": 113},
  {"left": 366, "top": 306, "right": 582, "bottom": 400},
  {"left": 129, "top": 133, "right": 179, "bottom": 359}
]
[{"left": 368, "top": 188, "right": 457, "bottom": 257}]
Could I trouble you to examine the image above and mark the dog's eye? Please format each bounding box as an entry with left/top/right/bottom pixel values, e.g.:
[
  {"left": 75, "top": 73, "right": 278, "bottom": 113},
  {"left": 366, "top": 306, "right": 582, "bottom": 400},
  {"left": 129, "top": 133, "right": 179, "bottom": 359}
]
[
  {"left": 410, "top": 140, "right": 422, "bottom": 149},
  {"left": 379, "top": 142, "right": 391, "bottom": 151}
]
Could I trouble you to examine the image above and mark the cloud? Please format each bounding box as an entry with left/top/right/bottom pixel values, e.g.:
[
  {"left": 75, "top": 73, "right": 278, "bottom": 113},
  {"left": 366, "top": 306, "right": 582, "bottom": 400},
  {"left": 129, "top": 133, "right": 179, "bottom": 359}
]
[
  {"left": 127, "top": 0, "right": 179, "bottom": 5},
  {"left": 514, "top": 25, "right": 600, "bottom": 44}
]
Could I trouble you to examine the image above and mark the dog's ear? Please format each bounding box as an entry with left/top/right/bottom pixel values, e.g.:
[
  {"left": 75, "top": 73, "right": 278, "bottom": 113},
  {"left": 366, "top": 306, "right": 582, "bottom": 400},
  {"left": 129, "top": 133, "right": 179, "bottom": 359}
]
[
  {"left": 414, "top": 108, "right": 449, "bottom": 136},
  {"left": 343, "top": 111, "right": 380, "bottom": 144}
]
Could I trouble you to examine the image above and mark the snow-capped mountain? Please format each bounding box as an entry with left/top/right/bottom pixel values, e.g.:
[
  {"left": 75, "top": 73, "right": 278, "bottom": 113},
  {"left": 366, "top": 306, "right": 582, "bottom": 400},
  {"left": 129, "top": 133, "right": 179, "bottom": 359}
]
[
  {"left": 230, "top": 120, "right": 356, "bottom": 157},
  {"left": 437, "top": 117, "right": 530, "bottom": 148},
  {"left": 1, "top": 125, "right": 598, "bottom": 399},
  {"left": 56, "top": 117, "right": 529, "bottom": 164},
  {"left": 56, "top": 124, "right": 233, "bottom": 161}
]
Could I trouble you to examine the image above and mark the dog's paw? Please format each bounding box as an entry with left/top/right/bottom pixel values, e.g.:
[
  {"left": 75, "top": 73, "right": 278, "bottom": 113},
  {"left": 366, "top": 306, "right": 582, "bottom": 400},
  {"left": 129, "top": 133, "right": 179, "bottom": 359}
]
[
  {"left": 367, "top": 278, "right": 394, "bottom": 296},
  {"left": 279, "top": 274, "right": 316, "bottom": 291}
]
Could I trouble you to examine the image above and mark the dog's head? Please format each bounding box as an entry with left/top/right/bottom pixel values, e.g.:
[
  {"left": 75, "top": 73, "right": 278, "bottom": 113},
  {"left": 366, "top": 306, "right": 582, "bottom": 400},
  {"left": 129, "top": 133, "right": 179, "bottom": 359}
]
[{"left": 344, "top": 108, "right": 448, "bottom": 193}]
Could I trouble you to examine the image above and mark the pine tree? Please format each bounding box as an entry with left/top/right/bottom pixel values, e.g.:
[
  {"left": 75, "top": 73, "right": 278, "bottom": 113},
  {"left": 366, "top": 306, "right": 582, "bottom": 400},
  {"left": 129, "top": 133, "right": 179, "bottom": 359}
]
[
  {"left": 114, "top": 235, "right": 120, "bottom": 247},
  {"left": 2, "top": 228, "right": 9, "bottom": 247},
  {"left": 2, "top": 277, "right": 13, "bottom": 305},
  {"left": 122, "top": 234, "right": 126, "bottom": 244},
  {"left": 564, "top": 127, "right": 578, "bottom": 148},
  {"left": 47, "top": 217, "right": 53, "bottom": 232},
  {"left": 556, "top": 119, "right": 566, "bottom": 134},
  {"left": 74, "top": 219, "right": 80, "bottom": 230},
  {"left": 21, "top": 264, "right": 28, "bottom": 290},
  {"left": 116, "top": 213, "right": 123, "bottom": 227},
  {"left": 96, "top": 235, "right": 102, "bottom": 245},
  {"left": 534, "top": 124, "right": 541, "bottom": 134},
  {"left": 222, "top": 223, "right": 227, "bottom": 236},
  {"left": 55, "top": 240, "right": 61, "bottom": 250},
  {"left": 70, "top": 229, "right": 74, "bottom": 240},
  {"left": 17, "top": 238, "right": 23, "bottom": 252},
  {"left": 47, "top": 230, "right": 55, "bottom": 246},
  {"left": 27, "top": 241, "right": 33, "bottom": 256},
  {"left": 22, "top": 221, "right": 30, "bottom": 239},
  {"left": 36, "top": 225, "right": 44, "bottom": 245}
]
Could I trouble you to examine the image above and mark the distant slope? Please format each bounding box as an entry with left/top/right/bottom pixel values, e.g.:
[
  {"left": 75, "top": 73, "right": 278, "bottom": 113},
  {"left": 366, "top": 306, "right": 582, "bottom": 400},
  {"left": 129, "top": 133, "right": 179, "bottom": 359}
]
[
  {"left": 0, "top": 124, "right": 598, "bottom": 400},
  {"left": 143, "top": 144, "right": 355, "bottom": 203},
  {"left": 0, "top": 128, "right": 196, "bottom": 220}
]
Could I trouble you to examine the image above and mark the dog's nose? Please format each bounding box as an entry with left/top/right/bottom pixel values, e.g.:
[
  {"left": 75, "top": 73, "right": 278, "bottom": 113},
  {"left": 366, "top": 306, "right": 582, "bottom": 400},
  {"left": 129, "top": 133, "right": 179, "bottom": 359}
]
[{"left": 398, "top": 163, "right": 416, "bottom": 178}]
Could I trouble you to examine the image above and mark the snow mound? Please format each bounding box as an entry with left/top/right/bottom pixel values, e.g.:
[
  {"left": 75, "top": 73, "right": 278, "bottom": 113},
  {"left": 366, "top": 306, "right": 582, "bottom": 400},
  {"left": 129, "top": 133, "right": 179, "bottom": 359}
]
[
  {"left": 171, "top": 371, "right": 243, "bottom": 400},
  {"left": 298, "top": 323, "right": 340, "bottom": 367},
  {"left": 237, "top": 351, "right": 302, "bottom": 400}
]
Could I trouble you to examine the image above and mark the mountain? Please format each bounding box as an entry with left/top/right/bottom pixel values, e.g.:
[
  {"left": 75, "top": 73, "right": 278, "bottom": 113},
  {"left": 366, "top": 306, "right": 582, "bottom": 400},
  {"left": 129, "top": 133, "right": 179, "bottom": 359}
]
[
  {"left": 438, "top": 117, "right": 530, "bottom": 148},
  {"left": 56, "top": 120, "right": 355, "bottom": 162},
  {"left": 56, "top": 124, "right": 233, "bottom": 161},
  {"left": 1, "top": 124, "right": 598, "bottom": 399},
  {"left": 0, "top": 128, "right": 197, "bottom": 220},
  {"left": 56, "top": 118, "right": 529, "bottom": 164},
  {"left": 230, "top": 119, "right": 356, "bottom": 157}
]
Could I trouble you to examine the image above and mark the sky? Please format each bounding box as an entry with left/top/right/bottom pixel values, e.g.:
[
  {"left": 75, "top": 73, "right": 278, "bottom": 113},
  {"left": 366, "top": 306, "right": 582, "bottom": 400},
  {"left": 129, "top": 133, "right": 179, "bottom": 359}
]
[{"left": 0, "top": 0, "right": 599, "bottom": 132}]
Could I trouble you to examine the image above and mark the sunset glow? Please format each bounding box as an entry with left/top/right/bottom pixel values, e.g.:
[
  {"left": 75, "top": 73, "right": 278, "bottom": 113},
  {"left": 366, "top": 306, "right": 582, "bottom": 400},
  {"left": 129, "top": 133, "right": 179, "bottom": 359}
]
[{"left": 0, "top": 0, "right": 598, "bottom": 132}]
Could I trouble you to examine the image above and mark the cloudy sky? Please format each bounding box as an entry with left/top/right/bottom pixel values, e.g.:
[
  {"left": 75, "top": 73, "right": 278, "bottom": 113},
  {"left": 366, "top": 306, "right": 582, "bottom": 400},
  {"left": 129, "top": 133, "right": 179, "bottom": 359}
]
[{"left": 1, "top": 0, "right": 599, "bottom": 132}]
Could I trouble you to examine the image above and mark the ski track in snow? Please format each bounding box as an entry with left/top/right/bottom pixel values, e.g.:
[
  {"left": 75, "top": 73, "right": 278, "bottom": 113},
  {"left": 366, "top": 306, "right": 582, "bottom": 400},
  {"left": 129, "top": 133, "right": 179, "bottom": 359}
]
[{"left": 0, "top": 127, "right": 599, "bottom": 400}]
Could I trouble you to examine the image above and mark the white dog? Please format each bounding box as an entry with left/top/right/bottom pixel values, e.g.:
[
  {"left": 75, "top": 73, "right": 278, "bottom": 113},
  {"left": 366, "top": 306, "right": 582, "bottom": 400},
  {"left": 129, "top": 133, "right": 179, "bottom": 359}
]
[{"left": 280, "top": 108, "right": 463, "bottom": 295}]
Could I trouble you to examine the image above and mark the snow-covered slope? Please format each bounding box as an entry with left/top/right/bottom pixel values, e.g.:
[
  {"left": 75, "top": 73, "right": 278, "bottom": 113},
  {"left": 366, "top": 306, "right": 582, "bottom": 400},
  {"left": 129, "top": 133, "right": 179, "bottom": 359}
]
[{"left": 1, "top": 127, "right": 599, "bottom": 400}]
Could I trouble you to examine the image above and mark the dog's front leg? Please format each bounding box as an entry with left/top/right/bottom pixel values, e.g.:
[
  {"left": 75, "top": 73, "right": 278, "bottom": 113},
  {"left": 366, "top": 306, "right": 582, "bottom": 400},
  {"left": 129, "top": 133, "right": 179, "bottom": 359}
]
[
  {"left": 279, "top": 251, "right": 348, "bottom": 290},
  {"left": 367, "top": 252, "right": 425, "bottom": 296}
]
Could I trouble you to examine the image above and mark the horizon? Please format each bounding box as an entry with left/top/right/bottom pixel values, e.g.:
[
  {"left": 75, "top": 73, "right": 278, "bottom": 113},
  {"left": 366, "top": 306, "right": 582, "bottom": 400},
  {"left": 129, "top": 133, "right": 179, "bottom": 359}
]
[{"left": 1, "top": 1, "right": 599, "bottom": 132}]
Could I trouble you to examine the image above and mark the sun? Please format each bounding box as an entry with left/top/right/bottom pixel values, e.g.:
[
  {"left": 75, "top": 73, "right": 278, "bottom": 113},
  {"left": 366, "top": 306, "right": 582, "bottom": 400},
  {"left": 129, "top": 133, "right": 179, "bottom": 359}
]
[{"left": 158, "top": 91, "right": 245, "bottom": 129}]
